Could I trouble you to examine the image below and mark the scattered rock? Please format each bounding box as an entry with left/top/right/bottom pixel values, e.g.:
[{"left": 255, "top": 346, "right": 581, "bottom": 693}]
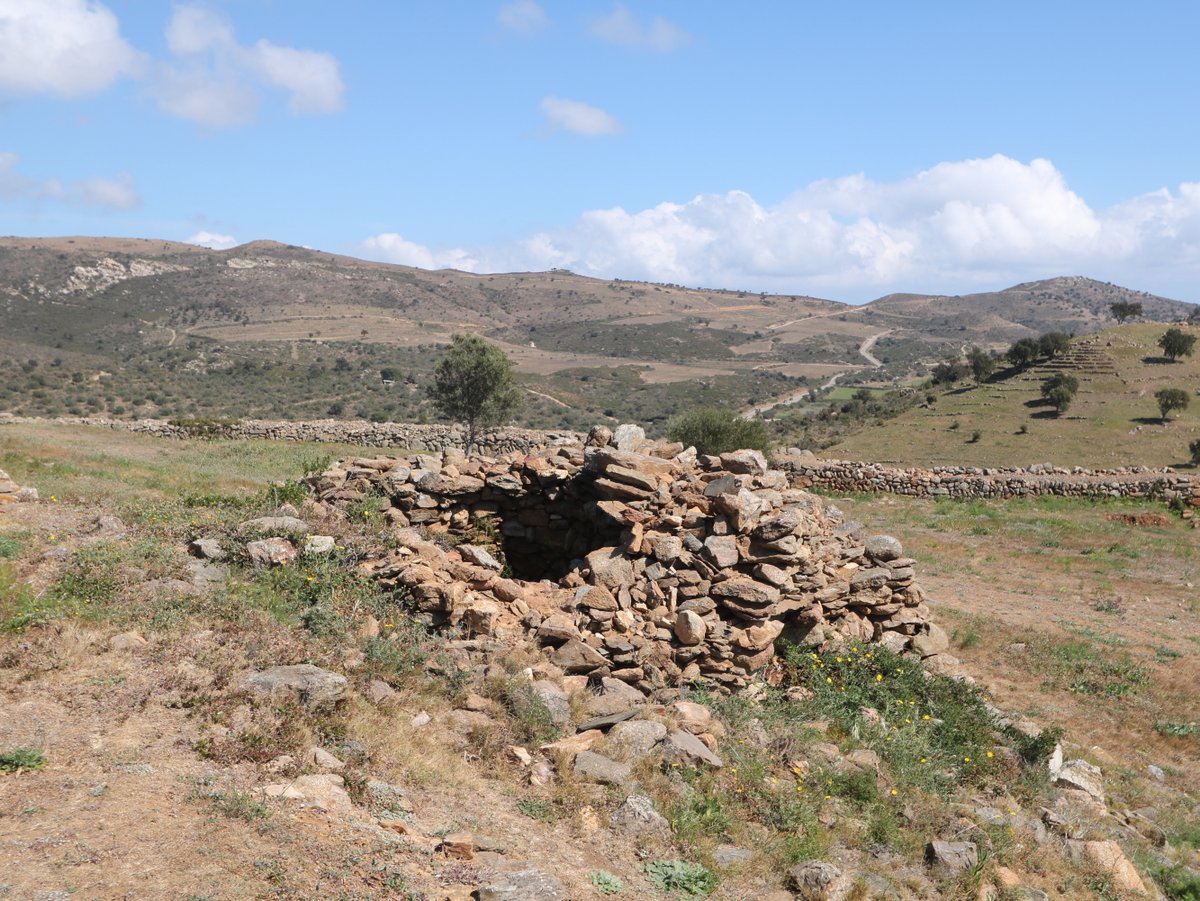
[
  {"left": 261, "top": 773, "right": 351, "bottom": 813},
  {"left": 240, "top": 515, "right": 311, "bottom": 533},
  {"left": 108, "top": 631, "right": 147, "bottom": 652},
  {"left": 787, "top": 860, "right": 854, "bottom": 901},
  {"left": 610, "top": 794, "right": 670, "bottom": 835},
  {"left": 303, "top": 535, "right": 336, "bottom": 554},
  {"left": 246, "top": 537, "right": 298, "bottom": 567},
  {"left": 189, "top": 537, "right": 226, "bottom": 560},
  {"left": 242, "top": 664, "right": 347, "bottom": 709},
  {"left": 573, "top": 750, "right": 631, "bottom": 785},
  {"left": 713, "top": 844, "right": 753, "bottom": 869},
  {"left": 1053, "top": 759, "right": 1104, "bottom": 802},
  {"left": 607, "top": 719, "right": 667, "bottom": 755},
  {"left": 476, "top": 867, "right": 565, "bottom": 901},
  {"left": 663, "top": 728, "right": 723, "bottom": 768},
  {"left": 1065, "top": 840, "right": 1148, "bottom": 895},
  {"left": 925, "top": 840, "right": 978, "bottom": 875}
]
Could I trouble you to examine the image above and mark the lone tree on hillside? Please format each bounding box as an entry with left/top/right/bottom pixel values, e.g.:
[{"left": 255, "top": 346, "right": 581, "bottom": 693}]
[
  {"left": 429, "top": 334, "right": 522, "bottom": 453},
  {"left": 1110, "top": 301, "right": 1143, "bottom": 323},
  {"left": 1154, "top": 387, "right": 1190, "bottom": 422},
  {"left": 966, "top": 346, "right": 994, "bottom": 383},
  {"left": 1158, "top": 327, "right": 1197, "bottom": 362},
  {"left": 1041, "top": 372, "right": 1080, "bottom": 415}
]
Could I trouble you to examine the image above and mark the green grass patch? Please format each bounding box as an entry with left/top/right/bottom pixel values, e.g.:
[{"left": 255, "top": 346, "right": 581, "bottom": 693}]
[
  {"left": 1028, "top": 638, "right": 1149, "bottom": 699},
  {"left": 0, "top": 534, "right": 25, "bottom": 559},
  {"left": 0, "top": 747, "right": 47, "bottom": 772},
  {"left": 779, "top": 644, "right": 1014, "bottom": 792}
]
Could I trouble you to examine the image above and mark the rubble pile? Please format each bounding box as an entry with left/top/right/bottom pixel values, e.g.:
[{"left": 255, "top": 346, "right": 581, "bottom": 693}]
[{"left": 309, "top": 430, "right": 948, "bottom": 698}]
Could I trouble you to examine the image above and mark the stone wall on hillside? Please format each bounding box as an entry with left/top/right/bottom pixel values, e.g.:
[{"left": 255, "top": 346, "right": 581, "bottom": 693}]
[
  {"left": 5, "top": 415, "right": 1197, "bottom": 509},
  {"left": 779, "top": 454, "right": 1199, "bottom": 507},
  {"left": 308, "top": 438, "right": 949, "bottom": 698},
  {"left": 0, "top": 416, "right": 579, "bottom": 456}
]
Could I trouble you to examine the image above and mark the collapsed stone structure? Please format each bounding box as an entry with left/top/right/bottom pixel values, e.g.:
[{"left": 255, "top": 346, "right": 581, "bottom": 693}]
[{"left": 309, "top": 430, "right": 946, "bottom": 697}]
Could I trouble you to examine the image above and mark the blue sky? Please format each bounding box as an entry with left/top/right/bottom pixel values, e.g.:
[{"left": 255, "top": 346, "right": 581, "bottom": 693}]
[{"left": 2, "top": 1, "right": 1199, "bottom": 302}]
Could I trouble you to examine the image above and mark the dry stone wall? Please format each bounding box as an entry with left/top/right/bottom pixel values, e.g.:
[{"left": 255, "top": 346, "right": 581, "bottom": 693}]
[
  {"left": 308, "top": 436, "right": 947, "bottom": 699},
  {"left": 0, "top": 416, "right": 579, "bottom": 456},
  {"left": 779, "top": 454, "right": 1200, "bottom": 508}
]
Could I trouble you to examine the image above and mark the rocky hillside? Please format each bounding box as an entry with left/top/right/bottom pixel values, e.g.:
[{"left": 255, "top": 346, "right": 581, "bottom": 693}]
[{"left": 0, "top": 236, "right": 1193, "bottom": 431}]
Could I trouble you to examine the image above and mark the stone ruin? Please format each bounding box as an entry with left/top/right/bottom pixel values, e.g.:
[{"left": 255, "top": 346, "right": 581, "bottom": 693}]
[
  {"left": 308, "top": 429, "right": 950, "bottom": 698},
  {"left": 0, "top": 468, "right": 37, "bottom": 504}
]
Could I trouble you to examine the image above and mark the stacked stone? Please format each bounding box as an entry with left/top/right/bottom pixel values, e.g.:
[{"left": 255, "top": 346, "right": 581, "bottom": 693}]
[
  {"left": 25, "top": 416, "right": 579, "bottom": 455},
  {"left": 0, "top": 468, "right": 37, "bottom": 503},
  {"left": 309, "top": 433, "right": 944, "bottom": 698},
  {"left": 780, "top": 454, "right": 1191, "bottom": 502}
]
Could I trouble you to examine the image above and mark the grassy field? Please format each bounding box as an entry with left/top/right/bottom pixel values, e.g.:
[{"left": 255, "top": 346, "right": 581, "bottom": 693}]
[{"left": 828, "top": 322, "right": 1200, "bottom": 468}]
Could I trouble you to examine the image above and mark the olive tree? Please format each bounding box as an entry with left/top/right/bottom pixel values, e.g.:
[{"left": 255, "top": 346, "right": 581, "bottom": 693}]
[
  {"left": 1155, "top": 387, "right": 1190, "bottom": 422},
  {"left": 1110, "top": 301, "right": 1142, "bottom": 323},
  {"left": 428, "top": 334, "right": 522, "bottom": 453},
  {"left": 1158, "top": 328, "right": 1197, "bottom": 362}
]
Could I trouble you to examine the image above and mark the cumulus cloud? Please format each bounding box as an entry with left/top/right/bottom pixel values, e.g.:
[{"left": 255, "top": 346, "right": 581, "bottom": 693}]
[
  {"left": 0, "top": 151, "right": 140, "bottom": 210},
  {"left": 154, "top": 5, "right": 344, "bottom": 127},
  {"left": 185, "top": 230, "right": 238, "bottom": 250},
  {"left": 362, "top": 233, "right": 479, "bottom": 272},
  {"left": 589, "top": 4, "right": 689, "bottom": 52},
  {"left": 539, "top": 96, "right": 622, "bottom": 136},
  {"left": 0, "top": 0, "right": 144, "bottom": 97},
  {"left": 498, "top": 0, "right": 548, "bottom": 35},
  {"left": 361, "top": 156, "right": 1200, "bottom": 300}
]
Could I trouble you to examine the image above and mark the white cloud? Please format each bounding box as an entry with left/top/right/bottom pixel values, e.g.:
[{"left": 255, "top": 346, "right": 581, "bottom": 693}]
[
  {"left": 152, "top": 68, "right": 258, "bottom": 128},
  {"left": 71, "top": 172, "right": 139, "bottom": 209},
  {"left": 539, "top": 96, "right": 622, "bottom": 136},
  {"left": 359, "top": 156, "right": 1200, "bottom": 301},
  {"left": 0, "top": 151, "right": 140, "bottom": 210},
  {"left": 498, "top": 0, "right": 548, "bottom": 35},
  {"left": 589, "top": 4, "right": 688, "bottom": 52},
  {"left": 0, "top": 0, "right": 144, "bottom": 97},
  {"left": 248, "top": 40, "right": 343, "bottom": 115},
  {"left": 154, "top": 5, "right": 344, "bottom": 127},
  {"left": 165, "top": 5, "right": 233, "bottom": 56},
  {"left": 185, "top": 230, "right": 237, "bottom": 250},
  {"left": 362, "top": 233, "right": 479, "bottom": 272}
]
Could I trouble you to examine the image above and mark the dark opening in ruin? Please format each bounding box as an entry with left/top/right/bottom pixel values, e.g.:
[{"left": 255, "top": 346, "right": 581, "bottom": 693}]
[{"left": 480, "top": 471, "right": 623, "bottom": 582}]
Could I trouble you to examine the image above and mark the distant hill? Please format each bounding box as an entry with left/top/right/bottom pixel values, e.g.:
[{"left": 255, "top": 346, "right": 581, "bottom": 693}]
[
  {"left": 0, "top": 236, "right": 1193, "bottom": 432},
  {"left": 825, "top": 322, "right": 1200, "bottom": 469}
]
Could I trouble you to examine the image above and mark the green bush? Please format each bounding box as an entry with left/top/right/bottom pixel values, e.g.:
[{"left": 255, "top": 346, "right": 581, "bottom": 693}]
[{"left": 666, "top": 407, "right": 769, "bottom": 457}]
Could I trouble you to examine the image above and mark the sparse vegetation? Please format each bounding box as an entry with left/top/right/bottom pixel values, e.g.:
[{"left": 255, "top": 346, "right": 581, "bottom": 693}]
[
  {"left": 644, "top": 860, "right": 717, "bottom": 897},
  {"left": 666, "top": 406, "right": 769, "bottom": 456}
]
